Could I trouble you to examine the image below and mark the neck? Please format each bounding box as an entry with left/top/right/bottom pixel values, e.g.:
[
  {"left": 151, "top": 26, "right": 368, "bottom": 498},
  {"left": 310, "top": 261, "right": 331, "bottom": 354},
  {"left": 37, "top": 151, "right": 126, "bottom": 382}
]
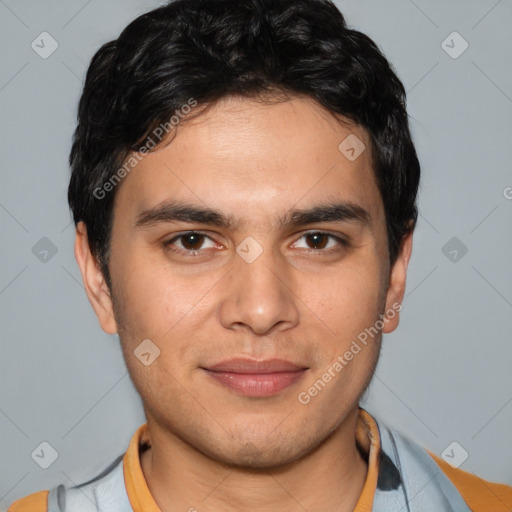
[{"left": 140, "top": 408, "right": 369, "bottom": 512}]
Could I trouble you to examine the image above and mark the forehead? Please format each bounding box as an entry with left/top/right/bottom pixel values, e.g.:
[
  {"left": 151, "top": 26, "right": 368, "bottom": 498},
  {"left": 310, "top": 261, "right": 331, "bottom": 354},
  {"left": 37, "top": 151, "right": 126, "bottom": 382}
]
[{"left": 113, "top": 95, "right": 382, "bottom": 226}]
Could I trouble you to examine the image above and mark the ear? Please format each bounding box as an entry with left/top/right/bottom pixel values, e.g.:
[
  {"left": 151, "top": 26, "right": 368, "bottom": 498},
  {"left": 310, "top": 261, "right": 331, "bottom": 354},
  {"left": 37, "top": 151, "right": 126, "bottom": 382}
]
[
  {"left": 382, "top": 230, "right": 413, "bottom": 334},
  {"left": 74, "top": 222, "right": 118, "bottom": 334}
]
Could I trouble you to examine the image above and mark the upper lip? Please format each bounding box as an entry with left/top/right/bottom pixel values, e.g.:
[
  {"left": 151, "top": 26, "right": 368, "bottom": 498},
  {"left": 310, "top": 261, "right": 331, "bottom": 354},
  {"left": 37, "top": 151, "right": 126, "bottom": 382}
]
[{"left": 204, "top": 358, "right": 308, "bottom": 374}]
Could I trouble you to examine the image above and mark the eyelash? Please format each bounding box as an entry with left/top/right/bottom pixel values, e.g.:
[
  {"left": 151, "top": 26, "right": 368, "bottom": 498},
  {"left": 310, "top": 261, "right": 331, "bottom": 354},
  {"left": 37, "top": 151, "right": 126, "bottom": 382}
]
[{"left": 163, "top": 231, "right": 348, "bottom": 257}]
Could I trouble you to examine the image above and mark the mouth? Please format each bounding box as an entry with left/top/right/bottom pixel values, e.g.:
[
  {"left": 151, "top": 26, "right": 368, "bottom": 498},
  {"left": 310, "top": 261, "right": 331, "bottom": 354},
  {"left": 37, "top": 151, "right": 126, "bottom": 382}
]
[{"left": 201, "top": 358, "right": 309, "bottom": 397}]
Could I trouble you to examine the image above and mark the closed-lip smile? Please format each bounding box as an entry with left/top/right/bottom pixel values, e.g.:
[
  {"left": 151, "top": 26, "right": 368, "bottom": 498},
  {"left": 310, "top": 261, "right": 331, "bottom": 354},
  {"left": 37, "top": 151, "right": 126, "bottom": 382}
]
[{"left": 201, "top": 358, "right": 309, "bottom": 397}]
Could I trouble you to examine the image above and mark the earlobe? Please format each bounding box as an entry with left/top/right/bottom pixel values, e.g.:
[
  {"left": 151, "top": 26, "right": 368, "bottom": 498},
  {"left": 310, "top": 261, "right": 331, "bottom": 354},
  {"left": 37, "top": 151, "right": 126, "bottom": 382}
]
[
  {"left": 382, "top": 230, "right": 413, "bottom": 334},
  {"left": 74, "top": 222, "right": 118, "bottom": 335}
]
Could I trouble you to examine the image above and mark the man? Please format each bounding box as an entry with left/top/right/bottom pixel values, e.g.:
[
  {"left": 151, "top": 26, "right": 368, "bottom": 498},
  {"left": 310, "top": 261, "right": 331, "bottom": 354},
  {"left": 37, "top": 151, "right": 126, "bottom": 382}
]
[{"left": 9, "top": 0, "right": 512, "bottom": 510}]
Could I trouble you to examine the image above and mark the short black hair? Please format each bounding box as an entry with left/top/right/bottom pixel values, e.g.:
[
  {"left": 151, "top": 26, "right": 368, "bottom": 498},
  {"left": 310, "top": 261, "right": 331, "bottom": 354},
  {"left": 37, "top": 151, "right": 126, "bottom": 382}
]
[{"left": 68, "top": 0, "right": 420, "bottom": 286}]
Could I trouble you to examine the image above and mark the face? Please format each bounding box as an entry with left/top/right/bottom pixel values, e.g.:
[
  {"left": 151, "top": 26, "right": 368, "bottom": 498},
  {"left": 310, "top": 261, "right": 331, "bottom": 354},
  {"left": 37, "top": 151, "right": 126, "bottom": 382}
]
[{"left": 76, "top": 95, "right": 412, "bottom": 468}]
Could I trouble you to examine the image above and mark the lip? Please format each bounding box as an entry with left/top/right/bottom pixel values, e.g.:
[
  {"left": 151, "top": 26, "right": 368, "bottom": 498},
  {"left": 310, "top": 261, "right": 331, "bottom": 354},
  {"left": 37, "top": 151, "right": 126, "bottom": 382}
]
[
  {"left": 202, "top": 358, "right": 309, "bottom": 397},
  {"left": 205, "top": 358, "right": 307, "bottom": 373}
]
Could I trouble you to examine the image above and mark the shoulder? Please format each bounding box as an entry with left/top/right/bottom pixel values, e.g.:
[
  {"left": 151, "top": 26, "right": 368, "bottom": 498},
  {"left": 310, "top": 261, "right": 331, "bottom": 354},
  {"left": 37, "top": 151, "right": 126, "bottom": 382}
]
[
  {"left": 7, "top": 454, "right": 130, "bottom": 512},
  {"left": 368, "top": 410, "right": 512, "bottom": 512},
  {"left": 8, "top": 490, "right": 48, "bottom": 512},
  {"left": 428, "top": 450, "right": 512, "bottom": 512},
  {"left": 7, "top": 443, "right": 134, "bottom": 512}
]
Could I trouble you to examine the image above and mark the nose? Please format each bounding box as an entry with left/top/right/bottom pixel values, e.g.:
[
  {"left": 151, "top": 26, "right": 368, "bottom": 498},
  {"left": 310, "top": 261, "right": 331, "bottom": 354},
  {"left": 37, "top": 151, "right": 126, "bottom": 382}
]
[{"left": 218, "top": 244, "right": 300, "bottom": 336}]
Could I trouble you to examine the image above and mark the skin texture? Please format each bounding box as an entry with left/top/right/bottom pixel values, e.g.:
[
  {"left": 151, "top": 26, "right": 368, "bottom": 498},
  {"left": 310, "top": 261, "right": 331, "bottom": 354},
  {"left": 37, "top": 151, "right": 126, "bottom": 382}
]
[{"left": 75, "top": 94, "right": 413, "bottom": 512}]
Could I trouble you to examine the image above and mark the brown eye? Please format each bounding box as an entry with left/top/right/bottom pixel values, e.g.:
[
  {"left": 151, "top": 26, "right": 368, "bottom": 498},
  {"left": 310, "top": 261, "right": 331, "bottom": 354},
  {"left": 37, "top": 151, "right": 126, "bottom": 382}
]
[
  {"left": 164, "top": 231, "right": 218, "bottom": 257},
  {"left": 291, "top": 231, "right": 347, "bottom": 254},
  {"left": 180, "top": 233, "right": 205, "bottom": 250},
  {"left": 305, "top": 232, "right": 330, "bottom": 249}
]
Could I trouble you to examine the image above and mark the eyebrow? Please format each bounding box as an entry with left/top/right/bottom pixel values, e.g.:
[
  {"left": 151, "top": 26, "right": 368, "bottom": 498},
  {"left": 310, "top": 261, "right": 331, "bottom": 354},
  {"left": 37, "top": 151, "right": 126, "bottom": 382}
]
[{"left": 134, "top": 200, "right": 371, "bottom": 230}]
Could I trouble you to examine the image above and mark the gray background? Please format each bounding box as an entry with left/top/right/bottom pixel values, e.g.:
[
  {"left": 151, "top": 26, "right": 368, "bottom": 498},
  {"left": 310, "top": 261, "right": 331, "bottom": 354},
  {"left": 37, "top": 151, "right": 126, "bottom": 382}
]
[{"left": 1, "top": 0, "right": 511, "bottom": 507}]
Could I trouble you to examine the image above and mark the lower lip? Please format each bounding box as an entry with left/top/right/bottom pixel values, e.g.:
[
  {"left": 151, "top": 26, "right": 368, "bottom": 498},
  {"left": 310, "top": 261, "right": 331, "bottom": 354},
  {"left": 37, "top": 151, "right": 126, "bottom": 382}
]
[{"left": 202, "top": 369, "right": 307, "bottom": 397}]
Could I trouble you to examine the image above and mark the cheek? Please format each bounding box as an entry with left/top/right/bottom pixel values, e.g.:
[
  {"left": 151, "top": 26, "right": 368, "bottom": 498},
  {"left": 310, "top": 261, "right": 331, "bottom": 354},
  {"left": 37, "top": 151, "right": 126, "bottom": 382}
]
[
  {"left": 111, "top": 251, "right": 224, "bottom": 380},
  {"left": 301, "top": 259, "right": 384, "bottom": 334},
  {"left": 294, "top": 255, "right": 386, "bottom": 401},
  {"left": 111, "top": 249, "right": 199, "bottom": 336}
]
